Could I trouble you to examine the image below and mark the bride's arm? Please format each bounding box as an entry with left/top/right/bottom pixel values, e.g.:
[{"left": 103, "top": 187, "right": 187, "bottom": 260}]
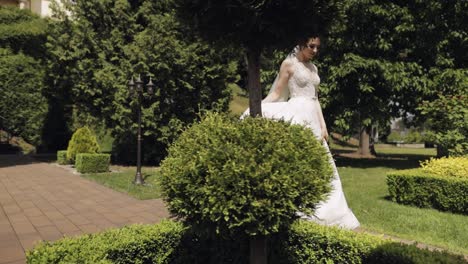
[
  {"left": 264, "top": 60, "right": 293, "bottom": 101},
  {"left": 316, "top": 97, "right": 329, "bottom": 141}
]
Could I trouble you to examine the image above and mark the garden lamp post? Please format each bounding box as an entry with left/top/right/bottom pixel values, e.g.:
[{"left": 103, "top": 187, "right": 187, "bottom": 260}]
[{"left": 128, "top": 75, "right": 155, "bottom": 185}]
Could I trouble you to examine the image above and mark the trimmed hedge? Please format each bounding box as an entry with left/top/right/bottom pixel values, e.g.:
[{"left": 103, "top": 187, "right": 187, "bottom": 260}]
[
  {"left": 56, "top": 150, "right": 70, "bottom": 165},
  {"left": 420, "top": 157, "right": 468, "bottom": 179},
  {"left": 387, "top": 169, "right": 468, "bottom": 214},
  {"left": 27, "top": 220, "right": 467, "bottom": 264},
  {"left": 75, "top": 153, "right": 110, "bottom": 174}
]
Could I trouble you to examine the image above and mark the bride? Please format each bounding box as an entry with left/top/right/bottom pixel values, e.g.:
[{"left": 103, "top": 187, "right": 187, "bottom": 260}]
[{"left": 243, "top": 36, "right": 360, "bottom": 230}]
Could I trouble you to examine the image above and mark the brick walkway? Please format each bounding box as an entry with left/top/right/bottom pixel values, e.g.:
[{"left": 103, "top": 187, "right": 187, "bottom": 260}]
[{"left": 0, "top": 155, "right": 169, "bottom": 264}]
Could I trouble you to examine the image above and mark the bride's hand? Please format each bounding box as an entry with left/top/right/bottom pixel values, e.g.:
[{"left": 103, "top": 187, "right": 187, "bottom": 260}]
[{"left": 322, "top": 129, "right": 329, "bottom": 142}]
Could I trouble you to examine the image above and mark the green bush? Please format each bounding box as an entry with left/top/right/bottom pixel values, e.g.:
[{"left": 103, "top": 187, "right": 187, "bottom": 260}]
[
  {"left": 66, "top": 126, "right": 100, "bottom": 162},
  {"left": 419, "top": 92, "right": 468, "bottom": 157},
  {"left": 27, "top": 220, "right": 185, "bottom": 264},
  {"left": 160, "top": 112, "right": 333, "bottom": 237},
  {"left": 405, "top": 130, "right": 424, "bottom": 143},
  {"left": 0, "top": 49, "right": 47, "bottom": 147},
  {"left": 27, "top": 220, "right": 467, "bottom": 264},
  {"left": 56, "top": 150, "right": 70, "bottom": 165},
  {"left": 387, "top": 131, "right": 403, "bottom": 143},
  {"left": 75, "top": 153, "right": 110, "bottom": 174},
  {"left": 387, "top": 169, "right": 468, "bottom": 214},
  {"left": 420, "top": 157, "right": 468, "bottom": 179}
]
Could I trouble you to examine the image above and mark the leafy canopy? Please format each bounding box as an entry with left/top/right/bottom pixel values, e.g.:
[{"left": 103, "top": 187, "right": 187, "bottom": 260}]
[{"left": 46, "top": 0, "right": 237, "bottom": 163}]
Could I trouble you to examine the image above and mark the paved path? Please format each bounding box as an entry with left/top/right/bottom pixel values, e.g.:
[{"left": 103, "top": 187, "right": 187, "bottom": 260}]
[{"left": 0, "top": 155, "right": 169, "bottom": 264}]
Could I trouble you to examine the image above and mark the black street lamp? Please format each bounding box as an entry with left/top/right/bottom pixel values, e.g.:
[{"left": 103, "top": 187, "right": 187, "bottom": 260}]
[{"left": 128, "top": 74, "right": 155, "bottom": 185}]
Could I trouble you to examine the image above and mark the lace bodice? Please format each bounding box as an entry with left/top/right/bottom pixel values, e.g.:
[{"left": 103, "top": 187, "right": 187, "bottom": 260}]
[{"left": 288, "top": 56, "right": 320, "bottom": 99}]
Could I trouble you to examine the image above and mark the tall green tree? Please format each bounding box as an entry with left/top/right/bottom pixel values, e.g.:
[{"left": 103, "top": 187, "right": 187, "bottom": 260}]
[
  {"left": 173, "top": 2, "right": 338, "bottom": 262},
  {"left": 47, "top": 0, "right": 237, "bottom": 163},
  {"left": 0, "top": 49, "right": 47, "bottom": 146},
  {"left": 175, "top": 0, "right": 336, "bottom": 117},
  {"left": 406, "top": 0, "right": 467, "bottom": 156},
  {"left": 0, "top": 6, "right": 48, "bottom": 147},
  {"left": 319, "top": 0, "right": 466, "bottom": 156}
]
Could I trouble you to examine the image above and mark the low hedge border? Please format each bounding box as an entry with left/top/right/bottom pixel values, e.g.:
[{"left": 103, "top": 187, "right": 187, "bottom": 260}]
[
  {"left": 27, "top": 220, "right": 466, "bottom": 264},
  {"left": 75, "top": 153, "right": 110, "bottom": 174},
  {"left": 387, "top": 169, "right": 468, "bottom": 215},
  {"left": 56, "top": 150, "right": 70, "bottom": 165}
]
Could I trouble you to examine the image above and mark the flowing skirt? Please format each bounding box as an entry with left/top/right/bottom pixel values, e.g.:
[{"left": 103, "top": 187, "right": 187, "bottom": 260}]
[{"left": 244, "top": 97, "right": 360, "bottom": 229}]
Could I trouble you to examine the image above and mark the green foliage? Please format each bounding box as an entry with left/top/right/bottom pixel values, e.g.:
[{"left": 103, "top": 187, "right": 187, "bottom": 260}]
[
  {"left": 175, "top": 0, "right": 338, "bottom": 117},
  {"left": 26, "top": 220, "right": 467, "bottom": 264},
  {"left": 161, "top": 112, "right": 333, "bottom": 237},
  {"left": 75, "top": 153, "right": 110, "bottom": 173},
  {"left": 0, "top": 6, "right": 47, "bottom": 58},
  {"left": 387, "top": 131, "right": 403, "bottom": 143},
  {"left": 272, "top": 221, "right": 466, "bottom": 264},
  {"left": 420, "top": 157, "right": 468, "bottom": 179},
  {"left": 26, "top": 220, "right": 185, "bottom": 264},
  {"left": 66, "top": 127, "right": 100, "bottom": 162},
  {"left": 46, "top": 0, "right": 237, "bottom": 164},
  {"left": 175, "top": 0, "right": 336, "bottom": 49},
  {"left": 405, "top": 130, "right": 424, "bottom": 144},
  {"left": 0, "top": 6, "right": 49, "bottom": 148},
  {"left": 386, "top": 130, "right": 424, "bottom": 144},
  {"left": 387, "top": 169, "right": 468, "bottom": 214},
  {"left": 318, "top": 0, "right": 467, "bottom": 154},
  {"left": 419, "top": 92, "right": 468, "bottom": 157},
  {"left": 56, "top": 150, "right": 70, "bottom": 165},
  {"left": 0, "top": 50, "right": 47, "bottom": 146}
]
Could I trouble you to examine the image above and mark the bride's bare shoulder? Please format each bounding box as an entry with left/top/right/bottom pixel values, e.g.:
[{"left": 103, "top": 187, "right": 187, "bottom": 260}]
[{"left": 280, "top": 58, "right": 295, "bottom": 74}]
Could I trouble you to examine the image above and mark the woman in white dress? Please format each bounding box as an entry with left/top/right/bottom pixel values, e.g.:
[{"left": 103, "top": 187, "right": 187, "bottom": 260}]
[{"left": 244, "top": 36, "right": 360, "bottom": 229}]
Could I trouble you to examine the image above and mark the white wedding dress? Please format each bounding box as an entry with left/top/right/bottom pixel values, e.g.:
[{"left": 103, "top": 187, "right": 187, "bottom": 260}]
[{"left": 243, "top": 55, "right": 360, "bottom": 229}]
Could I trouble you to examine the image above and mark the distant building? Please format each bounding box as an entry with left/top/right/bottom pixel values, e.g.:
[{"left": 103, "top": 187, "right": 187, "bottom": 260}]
[{"left": 0, "top": 0, "right": 56, "bottom": 17}]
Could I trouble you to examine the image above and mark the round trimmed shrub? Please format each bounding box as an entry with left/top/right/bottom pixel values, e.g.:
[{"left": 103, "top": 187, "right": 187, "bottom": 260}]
[
  {"left": 66, "top": 126, "right": 100, "bottom": 162},
  {"left": 160, "top": 112, "right": 333, "bottom": 237}
]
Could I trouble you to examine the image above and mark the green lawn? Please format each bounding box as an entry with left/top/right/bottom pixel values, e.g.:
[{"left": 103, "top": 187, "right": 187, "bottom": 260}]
[
  {"left": 337, "top": 156, "right": 468, "bottom": 255},
  {"left": 83, "top": 167, "right": 162, "bottom": 200}
]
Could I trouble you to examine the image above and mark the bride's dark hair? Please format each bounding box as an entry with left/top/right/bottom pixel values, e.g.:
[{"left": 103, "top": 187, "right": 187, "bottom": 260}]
[{"left": 297, "top": 34, "right": 320, "bottom": 49}]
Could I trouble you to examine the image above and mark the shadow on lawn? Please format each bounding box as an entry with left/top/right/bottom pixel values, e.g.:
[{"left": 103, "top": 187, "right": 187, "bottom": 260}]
[{"left": 333, "top": 151, "right": 433, "bottom": 170}]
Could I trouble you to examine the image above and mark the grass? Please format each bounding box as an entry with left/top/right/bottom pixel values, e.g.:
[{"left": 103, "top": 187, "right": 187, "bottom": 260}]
[
  {"left": 228, "top": 83, "right": 249, "bottom": 116},
  {"left": 337, "top": 154, "right": 468, "bottom": 255},
  {"left": 82, "top": 166, "right": 162, "bottom": 200}
]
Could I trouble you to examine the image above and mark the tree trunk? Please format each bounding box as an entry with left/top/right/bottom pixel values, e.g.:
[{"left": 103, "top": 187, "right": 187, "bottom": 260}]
[
  {"left": 436, "top": 145, "right": 448, "bottom": 158},
  {"left": 250, "top": 236, "right": 267, "bottom": 264},
  {"left": 246, "top": 47, "right": 262, "bottom": 117},
  {"left": 369, "top": 126, "right": 377, "bottom": 156},
  {"left": 358, "top": 126, "right": 371, "bottom": 156}
]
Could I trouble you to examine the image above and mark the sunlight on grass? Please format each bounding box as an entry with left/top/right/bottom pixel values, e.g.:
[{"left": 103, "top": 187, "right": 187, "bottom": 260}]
[
  {"left": 83, "top": 167, "right": 162, "bottom": 200},
  {"left": 340, "top": 166, "right": 468, "bottom": 255},
  {"left": 375, "top": 145, "right": 436, "bottom": 156},
  {"left": 228, "top": 83, "right": 249, "bottom": 115}
]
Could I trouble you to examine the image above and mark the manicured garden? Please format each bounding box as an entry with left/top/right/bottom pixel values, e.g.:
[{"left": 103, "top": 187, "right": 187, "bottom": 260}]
[{"left": 83, "top": 160, "right": 468, "bottom": 256}]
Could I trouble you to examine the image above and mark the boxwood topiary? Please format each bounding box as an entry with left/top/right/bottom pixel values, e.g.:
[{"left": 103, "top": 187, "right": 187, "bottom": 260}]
[
  {"left": 57, "top": 150, "right": 70, "bottom": 165},
  {"left": 66, "top": 126, "right": 100, "bottom": 163},
  {"left": 160, "top": 112, "right": 333, "bottom": 237}
]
